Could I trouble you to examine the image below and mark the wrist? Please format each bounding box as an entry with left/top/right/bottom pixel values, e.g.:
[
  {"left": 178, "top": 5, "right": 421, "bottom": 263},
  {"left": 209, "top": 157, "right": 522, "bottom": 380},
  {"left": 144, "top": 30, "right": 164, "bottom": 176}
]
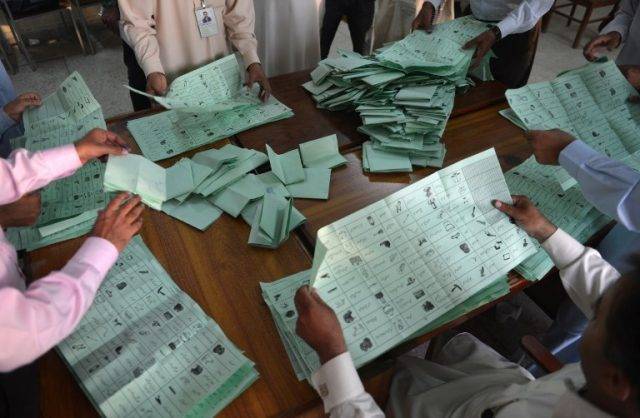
[
  {"left": 317, "top": 341, "right": 347, "bottom": 365},
  {"left": 609, "top": 31, "right": 622, "bottom": 47},
  {"left": 490, "top": 26, "right": 502, "bottom": 42},
  {"left": 532, "top": 222, "right": 557, "bottom": 242}
]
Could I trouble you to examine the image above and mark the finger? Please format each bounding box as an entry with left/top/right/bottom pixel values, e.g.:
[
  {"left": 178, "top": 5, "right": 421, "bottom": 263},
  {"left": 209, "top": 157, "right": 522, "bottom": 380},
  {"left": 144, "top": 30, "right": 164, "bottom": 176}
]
[
  {"left": 130, "top": 218, "right": 143, "bottom": 235},
  {"left": 117, "top": 195, "right": 142, "bottom": 219},
  {"left": 125, "top": 202, "right": 145, "bottom": 223},
  {"left": 628, "top": 95, "right": 640, "bottom": 103},
  {"left": 492, "top": 199, "right": 518, "bottom": 218},
  {"left": 411, "top": 17, "right": 420, "bottom": 31},
  {"left": 105, "top": 192, "right": 131, "bottom": 213},
  {"left": 294, "top": 286, "right": 312, "bottom": 314},
  {"left": 462, "top": 36, "right": 479, "bottom": 50},
  {"left": 104, "top": 130, "right": 130, "bottom": 150},
  {"left": 98, "top": 143, "right": 129, "bottom": 157}
]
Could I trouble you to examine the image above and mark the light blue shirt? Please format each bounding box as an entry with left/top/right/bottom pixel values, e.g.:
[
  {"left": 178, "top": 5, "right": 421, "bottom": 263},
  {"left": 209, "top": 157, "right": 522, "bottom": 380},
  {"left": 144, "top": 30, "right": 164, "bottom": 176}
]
[
  {"left": 559, "top": 140, "right": 640, "bottom": 232},
  {"left": 0, "top": 61, "right": 20, "bottom": 157}
]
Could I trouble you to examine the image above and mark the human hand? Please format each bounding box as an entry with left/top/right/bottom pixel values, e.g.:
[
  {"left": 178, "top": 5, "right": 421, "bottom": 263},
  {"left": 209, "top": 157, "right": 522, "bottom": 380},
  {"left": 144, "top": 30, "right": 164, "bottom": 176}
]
[
  {"left": 294, "top": 285, "right": 347, "bottom": 364},
  {"left": 0, "top": 192, "right": 41, "bottom": 228},
  {"left": 525, "top": 129, "right": 576, "bottom": 165},
  {"left": 99, "top": 5, "right": 120, "bottom": 35},
  {"left": 583, "top": 32, "right": 622, "bottom": 61},
  {"left": 412, "top": 2, "right": 436, "bottom": 33},
  {"left": 245, "top": 63, "right": 271, "bottom": 102},
  {"left": 493, "top": 195, "right": 557, "bottom": 242},
  {"left": 146, "top": 72, "right": 168, "bottom": 97},
  {"left": 3, "top": 93, "right": 42, "bottom": 122},
  {"left": 463, "top": 30, "right": 497, "bottom": 69},
  {"left": 75, "top": 128, "right": 129, "bottom": 164},
  {"left": 92, "top": 193, "right": 144, "bottom": 252},
  {"left": 620, "top": 65, "right": 640, "bottom": 102}
]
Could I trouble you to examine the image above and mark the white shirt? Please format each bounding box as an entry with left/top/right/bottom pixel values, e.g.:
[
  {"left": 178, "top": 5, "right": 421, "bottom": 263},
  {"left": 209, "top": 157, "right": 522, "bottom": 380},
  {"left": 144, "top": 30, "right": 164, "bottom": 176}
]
[
  {"left": 601, "top": 0, "right": 640, "bottom": 65},
  {"left": 312, "top": 228, "right": 619, "bottom": 417},
  {"left": 428, "top": 0, "right": 553, "bottom": 37}
]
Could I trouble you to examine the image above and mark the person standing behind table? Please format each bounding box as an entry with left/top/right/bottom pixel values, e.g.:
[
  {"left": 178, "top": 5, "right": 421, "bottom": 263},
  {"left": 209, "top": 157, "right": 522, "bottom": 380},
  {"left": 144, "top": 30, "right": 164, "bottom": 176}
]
[
  {"left": 99, "top": 0, "right": 152, "bottom": 111},
  {"left": 584, "top": 0, "right": 640, "bottom": 66},
  {"left": 119, "top": 0, "right": 272, "bottom": 102},
  {"left": 320, "top": 0, "right": 376, "bottom": 59},
  {"left": 0, "top": 61, "right": 41, "bottom": 158},
  {"left": 412, "top": 0, "right": 553, "bottom": 88},
  {"left": 0, "top": 129, "right": 144, "bottom": 417}
]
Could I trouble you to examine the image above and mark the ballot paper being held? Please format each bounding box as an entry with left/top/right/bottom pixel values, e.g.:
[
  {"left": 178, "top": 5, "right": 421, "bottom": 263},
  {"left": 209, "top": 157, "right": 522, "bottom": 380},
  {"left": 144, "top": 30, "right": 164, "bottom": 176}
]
[{"left": 104, "top": 155, "right": 194, "bottom": 210}]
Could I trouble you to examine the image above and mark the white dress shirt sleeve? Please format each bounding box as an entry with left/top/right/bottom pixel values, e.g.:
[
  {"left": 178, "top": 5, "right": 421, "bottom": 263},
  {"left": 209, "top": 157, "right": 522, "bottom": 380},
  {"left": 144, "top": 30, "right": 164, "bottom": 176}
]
[
  {"left": 427, "top": 0, "right": 445, "bottom": 13},
  {"left": 311, "top": 352, "right": 385, "bottom": 418},
  {"left": 541, "top": 228, "right": 621, "bottom": 319},
  {"left": 559, "top": 140, "right": 640, "bottom": 232},
  {"left": 601, "top": 0, "right": 638, "bottom": 41},
  {"left": 496, "top": 0, "right": 554, "bottom": 37}
]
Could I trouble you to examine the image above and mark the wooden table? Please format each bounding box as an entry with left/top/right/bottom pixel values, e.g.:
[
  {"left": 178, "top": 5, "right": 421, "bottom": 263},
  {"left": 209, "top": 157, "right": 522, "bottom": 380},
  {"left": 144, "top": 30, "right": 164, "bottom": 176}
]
[{"left": 30, "top": 73, "right": 538, "bottom": 418}]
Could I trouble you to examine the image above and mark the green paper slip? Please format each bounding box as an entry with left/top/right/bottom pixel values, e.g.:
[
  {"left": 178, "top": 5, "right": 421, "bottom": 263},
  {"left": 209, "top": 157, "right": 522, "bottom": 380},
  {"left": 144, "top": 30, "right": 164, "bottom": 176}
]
[
  {"left": 195, "top": 149, "right": 268, "bottom": 196},
  {"left": 362, "top": 141, "right": 413, "bottom": 173},
  {"left": 228, "top": 173, "right": 267, "bottom": 200},
  {"left": 209, "top": 182, "right": 252, "bottom": 217},
  {"left": 174, "top": 159, "right": 214, "bottom": 203},
  {"left": 56, "top": 236, "right": 258, "bottom": 417},
  {"left": 162, "top": 195, "right": 223, "bottom": 230},
  {"left": 286, "top": 168, "right": 332, "bottom": 200},
  {"left": 256, "top": 172, "right": 291, "bottom": 197},
  {"left": 38, "top": 209, "right": 99, "bottom": 238},
  {"left": 104, "top": 154, "right": 194, "bottom": 210},
  {"left": 266, "top": 144, "right": 306, "bottom": 185},
  {"left": 249, "top": 194, "right": 292, "bottom": 248},
  {"left": 128, "top": 93, "right": 293, "bottom": 161},
  {"left": 299, "top": 134, "right": 348, "bottom": 169},
  {"left": 395, "top": 85, "right": 438, "bottom": 101}
]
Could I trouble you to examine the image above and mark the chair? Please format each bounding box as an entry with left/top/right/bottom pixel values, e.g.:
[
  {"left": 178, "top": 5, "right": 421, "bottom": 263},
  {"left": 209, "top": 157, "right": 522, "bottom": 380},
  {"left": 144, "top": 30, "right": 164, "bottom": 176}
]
[
  {"left": 541, "top": 0, "right": 620, "bottom": 49},
  {"left": 0, "top": 0, "right": 94, "bottom": 71},
  {"left": 520, "top": 335, "right": 564, "bottom": 374}
]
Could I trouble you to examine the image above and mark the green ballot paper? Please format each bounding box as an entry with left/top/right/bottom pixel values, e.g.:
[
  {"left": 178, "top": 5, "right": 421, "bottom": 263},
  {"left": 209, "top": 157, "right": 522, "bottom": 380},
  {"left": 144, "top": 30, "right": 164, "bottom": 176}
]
[
  {"left": 505, "top": 60, "right": 640, "bottom": 190},
  {"left": 6, "top": 72, "right": 110, "bottom": 251},
  {"left": 299, "top": 134, "right": 348, "bottom": 169},
  {"left": 266, "top": 144, "right": 306, "bottom": 185},
  {"left": 262, "top": 149, "right": 536, "bottom": 380},
  {"left": 104, "top": 154, "right": 194, "bottom": 210},
  {"left": 162, "top": 196, "right": 223, "bottom": 230},
  {"left": 286, "top": 168, "right": 332, "bottom": 199},
  {"left": 57, "top": 236, "right": 258, "bottom": 418}
]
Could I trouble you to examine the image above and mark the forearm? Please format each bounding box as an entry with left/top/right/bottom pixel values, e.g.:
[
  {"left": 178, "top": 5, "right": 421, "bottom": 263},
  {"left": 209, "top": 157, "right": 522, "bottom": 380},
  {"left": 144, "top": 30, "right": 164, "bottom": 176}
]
[
  {"left": 224, "top": 0, "right": 260, "bottom": 67},
  {"left": 0, "top": 109, "right": 16, "bottom": 134},
  {"left": 312, "top": 353, "right": 385, "bottom": 418},
  {"left": 0, "top": 145, "right": 81, "bottom": 205},
  {"left": 541, "top": 229, "right": 620, "bottom": 318},
  {"left": 118, "top": 0, "right": 163, "bottom": 76},
  {"left": 497, "top": 0, "right": 554, "bottom": 37},
  {"left": 0, "top": 237, "right": 118, "bottom": 372},
  {"left": 601, "top": 0, "right": 637, "bottom": 41},
  {"left": 560, "top": 140, "right": 640, "bottom": 231}
]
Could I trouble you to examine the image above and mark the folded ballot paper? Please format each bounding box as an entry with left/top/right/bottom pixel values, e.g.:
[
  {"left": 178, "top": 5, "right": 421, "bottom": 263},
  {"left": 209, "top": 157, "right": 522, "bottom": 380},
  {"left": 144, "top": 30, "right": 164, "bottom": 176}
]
[
  {"left": 504, "top": 59, "right": 640, "bottom": 190},
  {"left": 303, "top": 16, "right": 491, "bottom": 173},
  {"left": 125, "top": 55, "right": 293, "bottom": 161},
  {"left": 104, "top": 155, "right": 194, "bottom": 210},
  {"left": 6, "top": 72, "right": 110, "bottom": 251},
  {"left": 263, "top": 149, "right": 537, "bottom": 379},
  {"left": 58, "top": 236, "right": 258, "bottom": 417}
]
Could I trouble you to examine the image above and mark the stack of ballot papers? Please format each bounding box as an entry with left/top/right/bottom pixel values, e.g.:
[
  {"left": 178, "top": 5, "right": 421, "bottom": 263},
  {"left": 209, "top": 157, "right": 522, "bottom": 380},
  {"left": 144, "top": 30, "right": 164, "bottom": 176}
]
[
  {"left": 6, "top": 72, "right": 110, "bottom": 251},
  {"left": 506, "top": 157, "right": 612, "bottom": 280},
  {"left": 303, "top": 17, "right": 492, "bottom": 173},
  {"left": 503, "top": 59, "right": 640, "bottom": 190},
  {"left": 125, "top": 55, "right": 294, "bottom": 162},
  {"left": 263, "top": 148, "right": 537, "bottom": 379},
  {"left": 58, "top": 236, "right": 258, "bottom": 417}
]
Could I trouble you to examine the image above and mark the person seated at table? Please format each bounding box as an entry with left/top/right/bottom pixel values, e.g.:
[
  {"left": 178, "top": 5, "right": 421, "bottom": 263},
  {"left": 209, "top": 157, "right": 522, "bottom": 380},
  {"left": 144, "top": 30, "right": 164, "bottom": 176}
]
[
  {"left": 0, "top": 61, "right": 41, "bottom": 158},
  {"left": 320, "top": 0, "right": 376, "bottom": 59},
  {"left": 583, "top": 0, "right": 639, "bottom": 67},
  {"left": 412, "top": 0, "right": 553, "bottom": 88},
  {"left": 0, "top": 128, "right": 144, "bottom": 373},
  {"left": 119, "top": 0, "right": 272, "bottom": 104},
  {"left": 294, "top": 195, "right": 639, "bottom": 417}
]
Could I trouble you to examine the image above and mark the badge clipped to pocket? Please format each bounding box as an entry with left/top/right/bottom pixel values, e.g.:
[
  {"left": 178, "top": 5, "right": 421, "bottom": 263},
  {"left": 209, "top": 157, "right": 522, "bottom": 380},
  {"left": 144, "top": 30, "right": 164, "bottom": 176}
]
[{"left": 195, "top": 1, "right": 219, "bottom": 38}]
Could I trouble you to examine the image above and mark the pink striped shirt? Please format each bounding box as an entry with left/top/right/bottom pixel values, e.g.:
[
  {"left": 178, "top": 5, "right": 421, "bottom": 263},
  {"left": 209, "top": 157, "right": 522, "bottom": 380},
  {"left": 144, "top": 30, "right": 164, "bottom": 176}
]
[{"left": 0, "top": 145, "right": 118, "bottom": 372}]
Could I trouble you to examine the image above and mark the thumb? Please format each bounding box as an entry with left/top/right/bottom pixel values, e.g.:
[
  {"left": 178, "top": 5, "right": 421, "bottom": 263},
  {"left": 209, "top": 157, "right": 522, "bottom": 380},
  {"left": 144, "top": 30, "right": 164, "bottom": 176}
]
[
  {"left": 462, "top": 36, "right": 478, "bottom": 50},
  {"left": 493, "top": 199, "right": 518, "bottom": 218},
  {"left": 98, "top": 143, "right": 128, "bottom": 157},
  {"left": 294, "top": 286, "right": 313, "bottom": 314}
]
